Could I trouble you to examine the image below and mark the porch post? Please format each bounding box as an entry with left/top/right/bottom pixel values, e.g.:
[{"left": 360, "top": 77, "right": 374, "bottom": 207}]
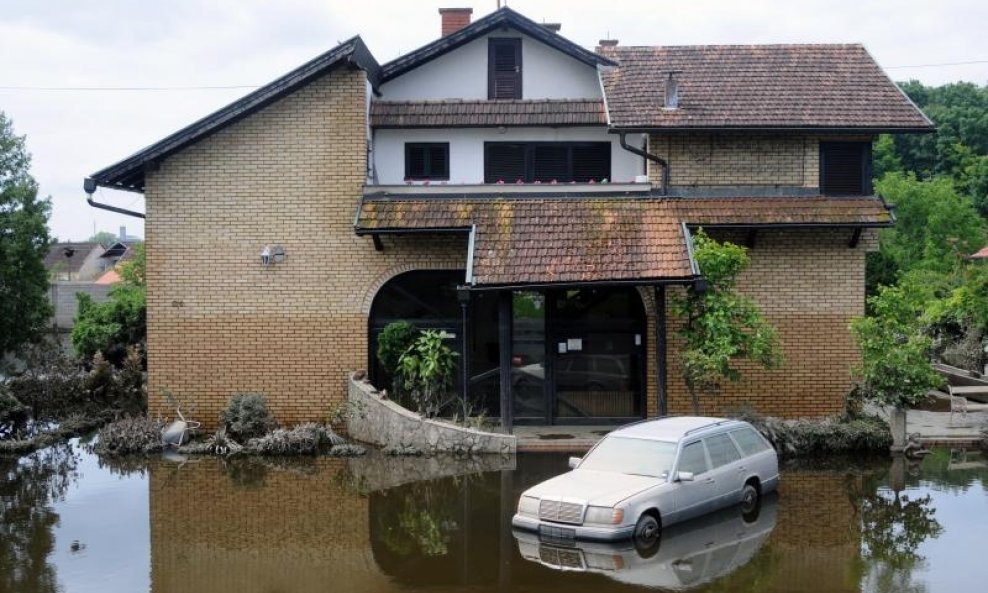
[
  {"left": 654, "top": 285, "right": 668, "bottom": 417},
  {"left": 457, "top": 286, "right": 471, "bottom": 420},
  {"left": 498, "top": 291, "right": 513, "bottom": 433}
]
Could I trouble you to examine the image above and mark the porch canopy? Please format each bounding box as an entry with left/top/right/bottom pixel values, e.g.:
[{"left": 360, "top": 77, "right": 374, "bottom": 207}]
[{"left": 354, "top": 194, "right": 894, "bottom": 289}]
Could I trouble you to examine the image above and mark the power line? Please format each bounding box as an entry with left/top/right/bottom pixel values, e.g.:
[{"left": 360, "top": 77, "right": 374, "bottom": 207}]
[
  {"left": 886, "top": 59, "right": 988, "bottom": 69},
  {"left": 0, "top": 84, "right": 260, "bottom": 91}
]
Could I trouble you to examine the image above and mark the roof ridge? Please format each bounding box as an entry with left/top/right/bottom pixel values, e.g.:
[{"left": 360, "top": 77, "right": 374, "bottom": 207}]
[{"left": 610, "top": 42, "right": 867, "bottom": 50}]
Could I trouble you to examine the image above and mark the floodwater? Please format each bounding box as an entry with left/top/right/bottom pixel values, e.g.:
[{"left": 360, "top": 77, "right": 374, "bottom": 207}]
[{"left": 2, "top": 443, "right": 987, "bottom": 593}]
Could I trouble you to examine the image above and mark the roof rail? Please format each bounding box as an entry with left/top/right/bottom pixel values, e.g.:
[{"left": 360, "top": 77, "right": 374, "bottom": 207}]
[{"left": 683, "top": 419, "right": 735, "bottom": 437}]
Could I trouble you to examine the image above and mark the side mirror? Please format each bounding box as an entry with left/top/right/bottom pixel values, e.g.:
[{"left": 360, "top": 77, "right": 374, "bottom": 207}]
[
  {"left": 676, "top": 471, "right": 695, "bottom": 482},
  {"left": 568, "top": 456, "right": 582, "bottom": 469}
]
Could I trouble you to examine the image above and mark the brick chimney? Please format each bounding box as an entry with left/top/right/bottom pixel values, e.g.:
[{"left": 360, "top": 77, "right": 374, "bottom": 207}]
[{"left": 439, "top": 8, "right": 473, "bottom": 37}]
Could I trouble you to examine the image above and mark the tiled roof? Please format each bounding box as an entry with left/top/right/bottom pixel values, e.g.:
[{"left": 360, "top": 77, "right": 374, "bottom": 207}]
[
  {"left": 44, "top": 242, "right": 102, "bottom": 274},
  {"left": 370, "top": 100, "right": 607, "bottom": 128},
  {"left": 600, "top": 44, "right": 933, "bottom": 131},
  {"left": 668, "top": 196, "right": 894, "bottom": 226},
  {"left": 355, "top": 195, "right": 892, "bottom": 286}
]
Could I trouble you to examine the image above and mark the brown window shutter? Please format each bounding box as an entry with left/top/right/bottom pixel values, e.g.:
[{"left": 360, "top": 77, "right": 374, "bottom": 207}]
[
  {"left": 489, "top": 39, "right": 522, "bottom": 100},
  {"left": 820, "top": 142, "right": 872, "bottom": 195}
]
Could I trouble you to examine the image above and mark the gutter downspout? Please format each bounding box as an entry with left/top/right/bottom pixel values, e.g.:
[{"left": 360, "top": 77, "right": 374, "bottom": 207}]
[
  {"left": 617, "top": 131, "right": 669, "bottom": 195},
  {"left": 84, "top": 178, "right": 145, "bottom": 219}
]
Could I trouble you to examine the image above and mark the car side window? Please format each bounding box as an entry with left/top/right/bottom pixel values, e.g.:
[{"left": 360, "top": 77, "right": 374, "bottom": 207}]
[
  {"left": 678, "top": 441, "right": 709, "bottom": 475},
  {"left": 705, "top": 433, "right": 742, "bottom": 468},
  {"left": 730, "top": 427, "right": 771, "bottom": 456}
]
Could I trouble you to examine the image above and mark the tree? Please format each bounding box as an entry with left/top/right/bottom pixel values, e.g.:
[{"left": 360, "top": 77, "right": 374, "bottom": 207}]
[
  {"left": 87, "top": 230, "right": 118, "bottom": 245},
  {"left": 70, "top": 243, "right": 146, "bottom": 365},
  {"left": 0, "top": 111, "right": 52, "bottom": 355},
  {"left": 671, "top": 230, "right": 783, "bottom": 414},
  {"left": 851, "top": 284, "right": 944, "bottom": 410},
  {"left": 872, "top": 173, "right": 986, "bottom": 282}
]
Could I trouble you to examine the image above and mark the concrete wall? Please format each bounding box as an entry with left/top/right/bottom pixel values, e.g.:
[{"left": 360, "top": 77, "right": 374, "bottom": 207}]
[
  {"left": 373, "top": 127, "right": 646, "bottom": 184},
  {"left": 49, "top": 281, "right": 114, "bottom": 329},
  {"left": 379, "top": 31, "right": 602, "bottom": 100}
]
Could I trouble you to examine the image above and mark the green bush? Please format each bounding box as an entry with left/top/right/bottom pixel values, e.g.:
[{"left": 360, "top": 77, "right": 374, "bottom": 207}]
[
  {"left": 377, "top": 321, "right": 419, "bottom": 394},
  {"left": 220, "top": 393, "right": 276, "bottom": 441},
  {"left": 399, "top": 329, "right": 459, "bottom": 418},
  {"left": 92, "top": 416, "right": 164, "bottom": 456}
]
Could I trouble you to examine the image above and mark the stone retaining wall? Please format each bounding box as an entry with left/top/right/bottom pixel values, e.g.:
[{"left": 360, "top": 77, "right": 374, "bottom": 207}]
[{"left": 347, "top": 374, "right": 516, "bottom": 454}]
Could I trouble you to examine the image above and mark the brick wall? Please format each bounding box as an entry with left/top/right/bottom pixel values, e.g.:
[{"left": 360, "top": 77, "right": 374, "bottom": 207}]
[
  {"left": 657, "top": 229, "right": 868, "bottom": 418},
  {"left": 144, "top": 68, "right": 466, "bottom": 427}
]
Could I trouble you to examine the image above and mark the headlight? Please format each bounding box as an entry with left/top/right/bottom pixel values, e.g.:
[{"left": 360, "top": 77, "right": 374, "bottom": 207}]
[
  {"left": 517, "top": 495, "right": 539, "bottom": 516},
  {"left": 584, "top": 506, "right": 625, "bottom": 525}
]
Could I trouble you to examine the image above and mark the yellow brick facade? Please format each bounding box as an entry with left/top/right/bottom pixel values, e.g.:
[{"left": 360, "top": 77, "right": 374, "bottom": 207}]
[
  {"left": 144, "top": 69, "right": 872, "bottom": 426},
  {"left": 144, "top": 68, "right": 466, "bottom": 427}
]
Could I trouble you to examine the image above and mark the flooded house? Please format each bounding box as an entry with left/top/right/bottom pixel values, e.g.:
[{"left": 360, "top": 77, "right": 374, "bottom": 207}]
[{"left": 84, "top": 6, "right": 932, "bottom": 429}]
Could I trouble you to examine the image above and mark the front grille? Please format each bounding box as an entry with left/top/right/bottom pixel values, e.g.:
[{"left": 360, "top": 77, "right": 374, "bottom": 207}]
[
  {"left": 539, "top": 499, "right": 584, "bottom": 524},
  {"left": 540, "top": 546, "right": 584, "bottom": 569}
]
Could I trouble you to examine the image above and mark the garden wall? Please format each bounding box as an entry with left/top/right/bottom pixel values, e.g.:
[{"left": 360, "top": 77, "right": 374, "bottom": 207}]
[{"left": 347, "top": 374, "right": 516, "bottom": 454}]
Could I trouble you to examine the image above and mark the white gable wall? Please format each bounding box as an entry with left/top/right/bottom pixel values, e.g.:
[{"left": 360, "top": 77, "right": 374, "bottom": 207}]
[
  {"left": 373, "top": 128, "right": 645, "bottom": 185},
  {"left": 379, "top": 31, "right": 602, "bottom": 100}
]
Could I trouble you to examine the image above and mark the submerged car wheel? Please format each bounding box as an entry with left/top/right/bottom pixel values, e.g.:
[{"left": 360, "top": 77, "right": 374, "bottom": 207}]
[
  {"left": 740, "top": 481, "right": 761, "bottom": 518},
  {"left": 633, "top": 513, "right": 661, "bottom": 556}
]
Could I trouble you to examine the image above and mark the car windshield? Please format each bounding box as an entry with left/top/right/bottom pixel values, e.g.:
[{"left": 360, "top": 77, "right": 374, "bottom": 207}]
[{"left": 578, "top": 436, "right": 677, "bottom": 479}]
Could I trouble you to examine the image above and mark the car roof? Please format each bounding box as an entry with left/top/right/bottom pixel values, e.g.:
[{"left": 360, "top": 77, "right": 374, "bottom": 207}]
[{"left": 610, "top": 416, "right": 744, "bottom": 441}]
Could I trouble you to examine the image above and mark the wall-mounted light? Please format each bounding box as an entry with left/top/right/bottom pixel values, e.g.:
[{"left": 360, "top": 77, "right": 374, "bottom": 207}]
[{"left": 260, "top": 245, "right": 286, "bottom": 267}]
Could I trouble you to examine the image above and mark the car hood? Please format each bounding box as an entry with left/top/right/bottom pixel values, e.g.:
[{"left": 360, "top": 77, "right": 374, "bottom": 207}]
[{"left": 524, "top": 469, "right": 663, "bottom": 507}]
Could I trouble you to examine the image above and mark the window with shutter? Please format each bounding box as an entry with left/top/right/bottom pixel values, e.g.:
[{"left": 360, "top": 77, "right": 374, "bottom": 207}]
[
  {"left": 488, "top": 38, "right": 522, "bottom": 100},
  {"left": 820, "top": 142, "right": 871, "bottom": 195},
  {"left": 404, "top": 143, "right": 449, "bottom": 181},
  {"left": 485, "top": 142, "right": 611, "bottom": 183}
]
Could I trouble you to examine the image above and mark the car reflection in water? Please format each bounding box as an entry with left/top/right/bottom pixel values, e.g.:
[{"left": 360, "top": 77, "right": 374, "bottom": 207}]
[{"left": 513, "top": 493, "right": 778, "bottom": 591}]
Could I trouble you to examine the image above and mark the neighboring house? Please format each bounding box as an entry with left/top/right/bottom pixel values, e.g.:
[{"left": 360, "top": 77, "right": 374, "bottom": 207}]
[
  {"left": 85, "top": 7, "right": 933, "bottom": 428},
  {"left": 45, "top": 242, "right": 105, "bottom": 281}
]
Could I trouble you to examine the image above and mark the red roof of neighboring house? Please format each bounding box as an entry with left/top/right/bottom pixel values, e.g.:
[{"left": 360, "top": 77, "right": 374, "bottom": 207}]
[
  {"left": 95, "top": 269, "right": 121, "bottom": 285},
  {"left": 971, "top": 246, "right": 988, "bottom": 259}
]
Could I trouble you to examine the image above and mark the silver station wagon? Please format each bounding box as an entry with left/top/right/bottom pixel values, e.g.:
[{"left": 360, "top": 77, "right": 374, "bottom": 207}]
[{"left": 512, "top": 417, "right": 779, "bottom": 547}]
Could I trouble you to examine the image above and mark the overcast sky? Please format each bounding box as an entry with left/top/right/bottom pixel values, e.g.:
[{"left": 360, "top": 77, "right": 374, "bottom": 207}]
[{"left": 2, "top": 0, "right": 986, "bottom": 241}]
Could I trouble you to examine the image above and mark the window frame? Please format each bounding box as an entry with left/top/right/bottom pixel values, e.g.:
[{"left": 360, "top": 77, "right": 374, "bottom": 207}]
[
  {"left": 404, "top": 142, "right": 450, "bottom": 181},
  {"left": 819, "top": 141, "right": 873, "bottom": 196},
  {"left": 488, "top": 37, "right": 522, "bottom": 100},
  {"left": 483, "top": 141, "right": 612, "bottom": 183}
]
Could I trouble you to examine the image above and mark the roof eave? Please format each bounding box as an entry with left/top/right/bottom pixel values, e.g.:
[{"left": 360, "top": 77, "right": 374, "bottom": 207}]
[
  {"left": 607, "top": 124, "right": 935, "bottom": 134},
  {"left": 88, "top": 36, "right": 380, "bottom": 194}
]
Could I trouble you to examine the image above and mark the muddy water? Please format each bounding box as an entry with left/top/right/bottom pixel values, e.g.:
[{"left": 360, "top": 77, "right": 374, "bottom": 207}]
[{"left": 2, "top": 444, "right": 987, "bottom": 593}]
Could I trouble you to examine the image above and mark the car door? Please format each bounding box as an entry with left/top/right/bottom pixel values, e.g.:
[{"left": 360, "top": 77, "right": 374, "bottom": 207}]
[
  {"left": 702, "top": 433, "right": 745, "bottom": 508},
  {"left": 672, "top": 440, "right": 717, "bottom": 523}
]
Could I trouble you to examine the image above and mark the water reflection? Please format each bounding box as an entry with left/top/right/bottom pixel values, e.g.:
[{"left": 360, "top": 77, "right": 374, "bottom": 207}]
[{"left": 1, "top": 447, "right": 986, "bottom": 592}]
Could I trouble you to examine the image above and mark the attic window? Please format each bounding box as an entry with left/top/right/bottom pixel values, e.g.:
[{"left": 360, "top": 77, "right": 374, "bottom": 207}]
[
  {"left": 405, "top": 143, "right": 450, "bottom": 181},
  {"left": 488, "top": 38, "right": 522, "bottom": 100},
  {"left": 820, "top": 142, "right": 872, "bottom": 196}
]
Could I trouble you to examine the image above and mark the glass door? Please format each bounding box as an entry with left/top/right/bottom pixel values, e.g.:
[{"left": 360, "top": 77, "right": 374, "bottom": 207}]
[
  {"left": 550, "top": 288, "right": 645, "bottom": 422},
  {"left": 511, "top": 291, "right": 547, "bottom": 422}
]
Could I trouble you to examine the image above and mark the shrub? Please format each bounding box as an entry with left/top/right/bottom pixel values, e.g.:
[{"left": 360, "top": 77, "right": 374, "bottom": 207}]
[
  {"left": 245, "top": 423, "right": 343, "bottom": 456},
  {"left": 92, "top": 416, "right": 164, "bottom": 456},
  {"left": 399, "top": 330, "right": 459, "bottom": 418},
  {"left": 378, "top": 321, "right": 419, "bottom": 378},
  {"left": 220, "top": 393, "right": 276, "bottom": 441},
  {"left": 330, "top": 443, "right": 367, "bottom": 456},
  {"left": 0, "top": 386, "right": 28, "bottom": 439},
  {"left": 6, "top": 341, "right": 86, "bottom": 420},
  {"left": 740, "top": 413, "right": 891, "bottom": 457},
  {"left": 203, "top": 428, "right": 243, "bottom": 456}
]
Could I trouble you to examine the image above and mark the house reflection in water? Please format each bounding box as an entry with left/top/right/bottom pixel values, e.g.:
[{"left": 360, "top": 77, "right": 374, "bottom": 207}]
[{"left": 148, "top": 454, "right": 871, "bottom": 593}]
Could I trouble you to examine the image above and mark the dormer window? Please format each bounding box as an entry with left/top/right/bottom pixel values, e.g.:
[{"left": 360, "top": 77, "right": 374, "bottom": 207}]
[
  {"left": 488, "top": 38, "right": 522, "bottom": 100},
  {"left": 820, "top": 141, "right": 872, "bottom": 196}
]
